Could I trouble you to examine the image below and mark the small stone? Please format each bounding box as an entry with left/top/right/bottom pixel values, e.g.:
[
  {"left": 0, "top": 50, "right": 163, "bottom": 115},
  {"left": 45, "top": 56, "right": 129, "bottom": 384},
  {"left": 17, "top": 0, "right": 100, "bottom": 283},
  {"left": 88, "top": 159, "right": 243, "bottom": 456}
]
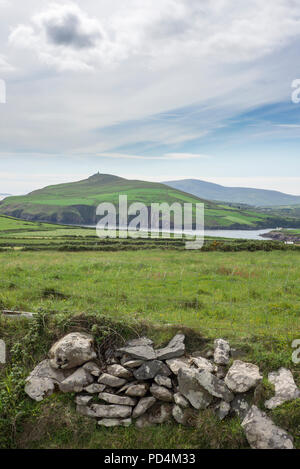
[
  {"left": 125, "top": 383, "right": 149, "bottom": 397},
  {"left": 172, "top": 405, "right": 198, "bottom": 426},
  {"left": 107, "top": 364, "right": 132, "bottom": 379},
  {"left": 174, "top": 393, "right": 189, "bottom": 408},
  {"left": 191, "top": 356, "right": 216, "bottom": 373},
  {"left": 98, "top": 392, "right": 136, "bottom": 406},
  {"left": 172, "top": 405, "right": 184, "bottom": 424},
  {"left": 49, "top": 332, "right": 96, "bottom": 370},
  {"left": 83, "top": 361, "right": 101, "bottom": 377},
  {"left": 214, "top": 338, "right": 230, "bottom": 365},
  {"left": 215, "top": 366, "right": 227, "bottom": 380},
  {"left": 98, "top": 418, "right": 132, "bottom": 427},
  {"left": 225, "top": 360, "right": 262, "bottom": 393},
  {"left": 165, "top": 357, "right": 191, "bottom": 375},
  {"left": 178, "top": 368, "right": 212, "bottom": 410},
  {"left": 85, "top": 383, "right": 106, "bottom": 394},
  {"left": 75, "top": 394, "right": 93, "bottom": 406},
  {"left": 215, "top": 401, "right": 231, "bottom": 421},
  {"left": 117, "top": 381, "right": 138, "bottom": 394},
  {"left": 154, "top": 375, "right": 172, "bottom": 388},
  {"left": 150, "top": 384, "right": 173, "bottom": 402},
  {"left": 265, "top": 368, "right": 300, "bottom": 410},
  {"left": 98, "top": 373, "right": 127, "bottom": 388},
  {"left": 117, "top": 345, "right": 156, "bottom": 361},
  {"left": 90, "top": 404, "right": 132, "bottom": 419},
  {"left": 241, "top": 405, "right": 294, "bottom": 449},
  {"left": 155, "top": 334, "right": 185, "bottom": 360},
  {"left": 59, "top": 367, "right": 94, "bottom": 393},
  {"left": 132, "top": 397, "right": 156, "bottom": 418},
  {"left": 123, "top": 360, "right": 144, "bottom": 369}
]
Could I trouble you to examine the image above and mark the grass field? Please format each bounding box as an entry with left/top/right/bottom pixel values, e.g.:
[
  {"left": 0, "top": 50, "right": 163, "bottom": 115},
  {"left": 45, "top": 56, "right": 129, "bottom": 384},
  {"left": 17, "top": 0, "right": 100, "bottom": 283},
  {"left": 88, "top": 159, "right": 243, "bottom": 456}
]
[{"left": 0, "top": 248, "right": 299, "bottom": 449}]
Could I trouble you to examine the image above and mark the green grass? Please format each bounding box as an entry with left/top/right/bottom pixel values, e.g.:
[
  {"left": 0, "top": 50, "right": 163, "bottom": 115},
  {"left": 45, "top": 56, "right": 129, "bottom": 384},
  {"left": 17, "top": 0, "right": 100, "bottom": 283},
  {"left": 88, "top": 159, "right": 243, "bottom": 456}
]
[
  {"left": 0, "top": 232, "right": 299, "bottom": 449},
  {"left": 1, "top": 173, "right": 297, "bottom": 228}
]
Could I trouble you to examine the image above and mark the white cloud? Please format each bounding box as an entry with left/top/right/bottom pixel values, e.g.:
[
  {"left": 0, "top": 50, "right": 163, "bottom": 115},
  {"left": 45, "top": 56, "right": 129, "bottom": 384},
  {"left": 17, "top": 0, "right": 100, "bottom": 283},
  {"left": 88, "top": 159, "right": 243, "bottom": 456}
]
[{"left": 96, "top": 152, "right": 210, "bottom": 160}]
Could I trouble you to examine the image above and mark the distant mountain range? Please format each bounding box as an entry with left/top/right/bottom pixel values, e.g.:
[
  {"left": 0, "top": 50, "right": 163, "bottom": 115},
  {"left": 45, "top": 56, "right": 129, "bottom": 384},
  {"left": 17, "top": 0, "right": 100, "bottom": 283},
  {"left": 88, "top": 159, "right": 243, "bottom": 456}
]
[
  {"left": 164, "top": 179, "right": 300, "bottom": 207},
  {"left": 0, "top": 173, "right": 299, "bottom": 229}
]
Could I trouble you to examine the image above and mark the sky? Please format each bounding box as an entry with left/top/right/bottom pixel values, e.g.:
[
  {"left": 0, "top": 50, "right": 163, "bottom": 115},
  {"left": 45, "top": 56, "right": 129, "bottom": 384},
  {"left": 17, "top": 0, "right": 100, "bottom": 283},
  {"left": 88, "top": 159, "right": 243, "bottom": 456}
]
[{"left": 1, "top": 0, "right": 300, "bottom": 195}]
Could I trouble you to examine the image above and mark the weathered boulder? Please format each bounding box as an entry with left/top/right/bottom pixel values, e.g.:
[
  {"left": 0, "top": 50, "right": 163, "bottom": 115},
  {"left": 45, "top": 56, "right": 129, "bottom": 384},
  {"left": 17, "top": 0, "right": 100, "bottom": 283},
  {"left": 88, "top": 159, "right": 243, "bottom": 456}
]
[
  {"left": 215, "top": 401, "right": 231, "bottom": 421},
  {"left": 155, "top": 334, "right": 185, "bottom": 360},
  {"left": 174, "top": 392, "right": 189, "bottom": 408},
  {"left": 165, "top": 357, "right": 191, "bottom": 375},
  {"left": 98, "top": 392, "right": 136, "bottom": 406},
  {"left": 265, "top": 368, "right": 300, "bottom": 410},
  {"left": 214, "top": 338, "right": 230, "bottom": 365},
  {"left": 191, "top": 356, "right": 216, "bottom": 373},
  {"left": 132, "top": 396, "right": 156, "bottom": 418},
  {"left": 125, "top": 383, "right": 149, "bottom": 397},
  {"left": 150, "top": 384, "right": 173, "bottom": 402},
  {"left": 98, "top": 373, "right": 127, "bottom": 388},
  {"left": 196, "top": 370, "right": 234, "bottom": 402},
  {"left": 98, "top": 418, "right": 132, "bottom": 427},
  {"left": 241, "top": 405, "right": 294, "bottom": 449},
  {"left": 117, "top": 345, "right": 156, "bottom": 361},
  {"left": 107, "top": 364, "right": 132, "bottom": 380},
  {"left": 178, "top": 368, "right": 212, "bottom": 410},
  {"left": 154, "top": 375, "right": 172, "bottom": 389},
  {"left": 49, "top": 333, "right": 96, "bottom": 370},
  {"left": 25, "top": 359, "right": 69, "bottom": 401},
  {"left": 90, "top": 404, "right": 132, "bottom": 419},
  {"left": 60, "top": 367, "right": 94, "bottom": 393},
  {"left": 225, "top": 360, "right": 262, "bottom": 393},
  {"left": 133, "top": 360, "right": 170, "bottom": 380},
  {"left": 75, "top": 395, "right": 93, "bottom": 406}
]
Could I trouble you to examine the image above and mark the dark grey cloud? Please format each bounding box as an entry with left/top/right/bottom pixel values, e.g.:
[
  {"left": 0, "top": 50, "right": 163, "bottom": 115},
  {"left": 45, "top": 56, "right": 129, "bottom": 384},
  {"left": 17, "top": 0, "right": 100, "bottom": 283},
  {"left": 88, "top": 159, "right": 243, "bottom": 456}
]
[{"left": 45, "top": 13, "right": 101, "bottom": 49}]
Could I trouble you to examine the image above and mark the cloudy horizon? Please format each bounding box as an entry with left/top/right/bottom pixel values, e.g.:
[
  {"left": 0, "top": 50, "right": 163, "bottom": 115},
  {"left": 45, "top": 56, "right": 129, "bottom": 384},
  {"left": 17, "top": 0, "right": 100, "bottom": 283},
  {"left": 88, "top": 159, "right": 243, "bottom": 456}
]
[{"left": 1, "top": 1, "right": 300, "bottom": 195}]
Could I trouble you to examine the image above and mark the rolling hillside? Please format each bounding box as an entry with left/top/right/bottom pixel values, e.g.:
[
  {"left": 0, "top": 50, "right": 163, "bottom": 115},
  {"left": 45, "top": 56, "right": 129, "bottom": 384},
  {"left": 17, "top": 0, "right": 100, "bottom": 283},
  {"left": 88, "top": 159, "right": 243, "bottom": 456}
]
[
  {"left": 0, "top": 173, "right": 299, "bottom": 229},
  {"left": 164, "top": 179, "right": 300, "bottom": 207}
]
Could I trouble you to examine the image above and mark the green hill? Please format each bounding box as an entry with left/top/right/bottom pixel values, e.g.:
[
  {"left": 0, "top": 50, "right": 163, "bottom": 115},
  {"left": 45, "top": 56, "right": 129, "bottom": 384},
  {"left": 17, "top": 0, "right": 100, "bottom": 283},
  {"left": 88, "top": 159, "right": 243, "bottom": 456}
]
[
  {"left": 164, "top": 179, "right": 300, "bottom": 207},
  {"left": 0, "top": 173, "right": 299, "bottom": 229}
]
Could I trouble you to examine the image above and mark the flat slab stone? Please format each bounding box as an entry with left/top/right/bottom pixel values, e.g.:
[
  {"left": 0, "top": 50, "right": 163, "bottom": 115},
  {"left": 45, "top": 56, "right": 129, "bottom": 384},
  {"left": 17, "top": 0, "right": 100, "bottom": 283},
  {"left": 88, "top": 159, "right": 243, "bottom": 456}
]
[
  {"left": 241, "top": 405, "right": 294, "bottom": 449},
  {"left": 155, "top": 334, "right": 185, "bottom": 360},
  {"left": 133, "top": 360, "right": 170, "bottom": 380},
  {"left": 84, "top": 383, "right": 106, "bottom": 394},
  {"left": 90, "top": 404, "right": 132, "bottom": 419},
  {"left": 98, "top": 392, "right": 136, "bottom": 406},
  {"left": 123, "top": 360, "right": 144, "bottom": 369},
  {"left": 265, "top": 368, "right": 300, "bottom": 410},
  {"left": 132, "top": 396, "right": 156, "bottom": 418},
  {"left": 178, "top": 368, "right": 212, "bottom": 410},
  {"left": 225, "top": 360, "right": 262, "bottom": 393},
  {"left": 214, "top": 338, "right": 230, "bottom": 365},
  {"left": 98, "top": 373, "right": 127, "bottom": 388},
  {"left": 107, "top": 364, "right": 132, "bottom": 379},
  {"left": 117, "top": 345, "right": 156, "bottom": 361}
]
